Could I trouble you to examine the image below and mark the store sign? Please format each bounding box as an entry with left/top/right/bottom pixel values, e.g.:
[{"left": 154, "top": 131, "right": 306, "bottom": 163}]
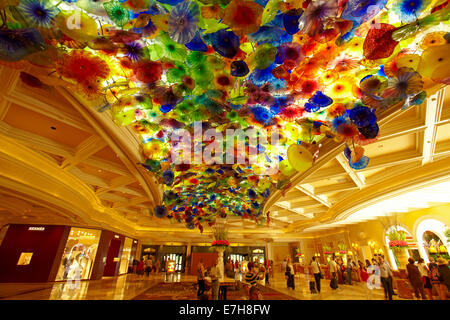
[{"left": 28, "top": 227, "right": 45, "bottom": 231}]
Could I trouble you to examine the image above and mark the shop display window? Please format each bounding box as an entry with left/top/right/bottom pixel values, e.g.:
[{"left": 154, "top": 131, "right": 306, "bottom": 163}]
[{"left": 55, "top": 227, "right": 101, "bottom": 281}]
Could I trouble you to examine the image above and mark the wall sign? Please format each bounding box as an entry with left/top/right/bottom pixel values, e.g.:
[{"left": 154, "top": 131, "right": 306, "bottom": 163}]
[{"left": 28, "top": 227, "right": 45, "bottom": 231}]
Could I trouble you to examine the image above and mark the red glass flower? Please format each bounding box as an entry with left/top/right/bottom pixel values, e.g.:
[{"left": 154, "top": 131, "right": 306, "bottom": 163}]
[{"left": 222, "top": 0, "right": 263, "bottom": 36}]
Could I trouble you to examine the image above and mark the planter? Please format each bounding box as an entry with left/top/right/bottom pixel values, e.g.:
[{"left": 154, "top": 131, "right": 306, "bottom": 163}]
[{"left": 394, "top": 249, "right": 409, "bottom": 269}]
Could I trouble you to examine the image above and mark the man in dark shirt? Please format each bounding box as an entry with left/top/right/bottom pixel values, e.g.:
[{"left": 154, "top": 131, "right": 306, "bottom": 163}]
[{"left": 406, "top": 258, "right": 426, "bottom": 299}]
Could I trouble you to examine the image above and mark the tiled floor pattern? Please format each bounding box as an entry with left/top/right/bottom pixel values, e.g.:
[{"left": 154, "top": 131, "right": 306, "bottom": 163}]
[{"left": 0, "top": 272, "right": 399, "bottom": 300}]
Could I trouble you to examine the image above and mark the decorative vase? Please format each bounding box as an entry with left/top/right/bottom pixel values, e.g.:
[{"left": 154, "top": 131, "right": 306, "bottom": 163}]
[
  {"left": 394, "top": 248, "right": 409, "bottom": 269},
  {"left": 216, "top": 246, "right": 225, "bottom": 280}
]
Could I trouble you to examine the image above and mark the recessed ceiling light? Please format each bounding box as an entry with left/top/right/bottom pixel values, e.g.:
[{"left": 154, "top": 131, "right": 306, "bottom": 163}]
[{"left": 98, "top": 169, "right": 102, "bottom": 172}]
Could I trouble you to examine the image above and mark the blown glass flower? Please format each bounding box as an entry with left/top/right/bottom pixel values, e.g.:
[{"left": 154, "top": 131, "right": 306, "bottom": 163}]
[
  {"left": 298, "top": 0, "right": 339, "bottom": 37},
  {"left": 168, "top": 1, "right": 200, "bottom": 44},
  {"left": 56, "top": 50, "right": 110, "bottom": 83},
  {"left": 103, "top": 0, "right": 130, "bottom": 27},
  {"left": 17, "top": 0, "right": 59, "bottom": 28},
  {"left": 210, "top": 29, "right": 240, "bottom": 58},
  {"left": 392, "top": 0, "right": 431, "bottom": 23},
  {"left": 222, "top": 0, "right": 264, "bottom": 36},
  {"left": 0, "top": 28, "right": 46, "bottom": 62},
  {"left": 382, "top": 67, "right": 424, "bottom": 99}
]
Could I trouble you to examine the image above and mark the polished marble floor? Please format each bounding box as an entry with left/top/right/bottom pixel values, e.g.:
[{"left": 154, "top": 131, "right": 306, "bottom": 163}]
[{"left": 0, "top": 272, "right": 398, "bottom": 300}]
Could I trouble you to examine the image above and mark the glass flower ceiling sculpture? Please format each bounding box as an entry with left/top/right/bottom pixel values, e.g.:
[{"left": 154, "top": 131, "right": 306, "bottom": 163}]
[{"left": 1, "top": 0, "right": 449, "bottom": 232}]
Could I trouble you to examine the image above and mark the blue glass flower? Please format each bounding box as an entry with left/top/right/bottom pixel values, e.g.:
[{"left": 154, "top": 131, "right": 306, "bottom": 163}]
[
  {"left": 158, "top": 0, "right": 184, "bottom": 5},
  {"left": 160, "top": 104, "right": 175, "bottom": 113},
  {"left": 249, "top": 63, "right": 277, "bottom": 86},
  {"left": 344, "top": 145, "right": 352, "bottom": 161},
  {"left": 0, "top": 28, "right": 46, "bottom": 62},
  {"left": 358, "top": 123, "right": 379, "bottom": 139},
  {"left": 310, "top": 91, "right": 333, "bottom": 108},
  {"left": 185, "top": 32, "right": 208, "bottom": 52},
  {"left": 247, "top": 26, "right": 287, "bottom": 44},
  {"left": 283, "top": 9, "right": 302, "bottom": 35},
  {"left": 17, "top": 0, "right": 59, "bottom": 28},
  {"left": 162, "top": 170, "right": 175, "bottom": 186},
  {"left": 230, "top": 60, "right": 250, "bottom": 77},
  {"left": 251, "top": 106, "right": 274, "bottom": 125},
  {"left": 349, "top": 156, "right": 370, "bottom": 170},
  {"left": 393, "top": 0, "right": 430, "bottom": 23},
  {"left": 348, "top": 105, "right": 377, "bottom": 127},
  {"left": 168, "top": 1, "right": 199, "bottom": 44},
  {"left": 304, "top": 102, "right": 320, "bottom": 113},
  {"left": 252, "top": 202, "right": 260, "bottom": 209},
  {"left": 154, "top": 205, "right": 168, "bottom": 218},
  {"left": 210, "top": 29, "right": 240, "bottom": 58},
  {"left": 331, "top": 116, "right": 349, "bottom": 131}
]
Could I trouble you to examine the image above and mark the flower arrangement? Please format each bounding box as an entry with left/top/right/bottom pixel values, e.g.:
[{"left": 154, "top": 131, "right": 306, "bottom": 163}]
[
  {"left": 387, "top": 228, "right": 409, "bottom": 252},
  {"left": 323, "top": 245, "right": 332, "bottom": 255},
  {"left": 210, "top": 226, "right": 231, "bottom": 252},
  {"left": 211, "top": 240, "right": 230, "bottom": 247},
  {"left": 388, "top": 240, "right": 409, "bottom": 248},
  {"left": 337, "top": 242, "right": 347, "bottom": 254}
]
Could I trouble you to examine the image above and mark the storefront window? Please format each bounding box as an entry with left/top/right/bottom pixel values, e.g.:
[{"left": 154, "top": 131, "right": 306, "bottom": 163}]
[
  {"left": 55, "top": 227, "right": 102, "bottom": 281},
  {"left": 119, "top": 238, "right": 133, "bottom": 275}
]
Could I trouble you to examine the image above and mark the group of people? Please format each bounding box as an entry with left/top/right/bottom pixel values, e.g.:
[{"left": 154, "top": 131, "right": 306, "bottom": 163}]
[
  {"left": 405, "top": 256, "right": 449, "bottom": 300},
  {"left": 134, "top": 256, "right": 160, "bottom": 277},
  {"left": 196, "top": 258, "right": 273, "bottom": 300}
]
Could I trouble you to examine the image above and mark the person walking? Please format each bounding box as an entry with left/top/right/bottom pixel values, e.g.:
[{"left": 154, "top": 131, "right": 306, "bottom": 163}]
[
  {"left": 244, "top": 262, "right": 265, "bottom": 299},
  {"left": 197, "top": 258, "right": 206, "bottom": 297},
  {"left": 437, "top": 257, "right": 449, "bottom": 300},
  {"left": 329, "top": 255, "right": 339, "bottom": 290},
  {"left": 210, "top": 259, "right": 221, "bottom": 300},
  {"left": 406, "top": 258, "right": 426, "bottom": 299},
  {"left": 311, "top": 256, "right": 322, "bottom": 293},
  {"left": 286, "top": 257, "right": 295, "bottom": 290},
  {"left": 428, "top": 257, "right": 441, "bottom": 299},
  {"left": 282, "top": 258, "right": 287, "bottom": 273},
  {"left": 145, "top": 258, "right": 152, "bottom": 277},
  {"left": 346, "top": 258, "right": 354, "bottom": 285},
  {"left": 137, "top": 259, "right": 145, "bottom": 279},
  {"left": 417, "top": 258, "right": 433, "bottom": 300},
  {"left": 379, "top": 256, "right": 394, "bottom": 300}
]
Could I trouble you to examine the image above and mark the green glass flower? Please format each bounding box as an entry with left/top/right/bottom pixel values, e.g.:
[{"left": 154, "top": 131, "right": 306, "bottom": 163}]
[{"left": 103, "top": 0, "right": 130, "bottom": 28}]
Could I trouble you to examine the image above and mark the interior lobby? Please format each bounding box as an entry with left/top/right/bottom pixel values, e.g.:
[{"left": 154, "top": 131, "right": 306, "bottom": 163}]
[{"left": 0, "top": 0, "right": 450, "bottom": 303}]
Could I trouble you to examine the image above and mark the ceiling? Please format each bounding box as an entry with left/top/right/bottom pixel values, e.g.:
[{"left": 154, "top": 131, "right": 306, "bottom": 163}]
[
  {"left": 0, "top": 63, "right": 449, "bottom": 244},
  {"left": 266, "top": 85, "right": 450, "bottom": 234}
]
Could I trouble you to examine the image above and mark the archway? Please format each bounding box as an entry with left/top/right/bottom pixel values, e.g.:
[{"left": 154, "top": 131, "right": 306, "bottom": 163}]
[{"left": 416, "top": 219, "right": 449, "bottom": 263}]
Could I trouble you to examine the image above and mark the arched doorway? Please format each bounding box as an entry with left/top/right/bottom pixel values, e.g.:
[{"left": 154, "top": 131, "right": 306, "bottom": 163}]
[{"left": 416, "top": 219, "right": 449, "bottom": 263}]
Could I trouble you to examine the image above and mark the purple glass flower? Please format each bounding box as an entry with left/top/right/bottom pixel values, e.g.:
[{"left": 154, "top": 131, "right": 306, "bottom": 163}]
[{"left": 168, "top": 1, "right": 200, "bottom": 44}]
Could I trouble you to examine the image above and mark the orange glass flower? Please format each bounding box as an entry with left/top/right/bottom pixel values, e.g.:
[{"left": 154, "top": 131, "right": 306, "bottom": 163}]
[
  {"left": 56, "top": 50, "right": 110, "bottom": 84},
  {"left": 223, "top": 0, "right": 263, "bottom": 36}
]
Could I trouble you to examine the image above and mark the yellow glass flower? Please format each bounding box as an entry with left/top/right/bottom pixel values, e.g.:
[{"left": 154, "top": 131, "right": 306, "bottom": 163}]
[{"left": 326, "top": 77, "right": 354, "bottom": 99}]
